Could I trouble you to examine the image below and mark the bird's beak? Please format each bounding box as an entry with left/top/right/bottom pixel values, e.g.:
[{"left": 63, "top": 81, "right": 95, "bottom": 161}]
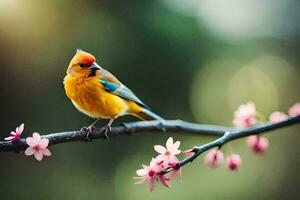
[{"left": 89, "top": 62, "right": 101, "bottom": 72}]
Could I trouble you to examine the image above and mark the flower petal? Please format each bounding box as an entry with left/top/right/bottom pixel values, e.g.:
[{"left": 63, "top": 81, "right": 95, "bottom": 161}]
[
  {"left": 18, "top": 123, "right": 24, "bottom": 134},
  {"left": 226, "top": 154, "right": 242, "bottom": 171},
  {"left": 32, "top": 132, "right": 41, "bottom": 143},
  {"left": 170, "top": 167, "right": 182, "bottom": 180},
  {"left": 171, "top": 141, "right": 180, "bottom": 151},
  {"left": 4, "top": 136, "right": 15, "bottom": 141},
  {"left": 158, "top": 175, "right": 170, "bottom": 188},
  {"left": 142, "top": 164, "right": 149, "bottom": 170},
  {"left": 136, "top": 169, "right": 147, "bottom": 176},
  {"left": 166, "top": 137, "right": 174, "bottom": 150},
  {"left": 269, "top": 111, "right": 288, "bottom": 123},
  {"left": 10, "top": 131, "right": 16, "bottom": 136},
  {"left": 169, "top": 156, "right": 179, "bottom": 164},
  {"left": 24, "top": 147, "right": 35, "bottom": 156},
  {"left": 149, "top": 177, "right": 155, "bottom": 192},
  {"left": 34, "top": 151, "right": 43, "bottom": 161},
  {"left": 173, "top": 149, "right": 181, "bottom": 155},
  {"left": 135, "top": 177, "right": 148, "bottom": 185},
  {"left": 39, "top": 138, "right": 49, "bottom": 149},
  {"left": 183, "top": 147, "right": 196, "bottom": 157},
  {"left": 155, "top": 155, "right": 165, "bottom": 163},
  {"left": 26, "top": 137, "right": 35, "bottom": 146},
  {"left": 42, "top": 148, "right": 51, "bottom": 156},
  {"left": 150, "top": 157, "right": 157, "bottom": 167},
  {"left": 288, "top": 102, "right": 300, "bottom": 117},
  {"left": 154, "top": 145, "right": 166, "bottom": 154}
]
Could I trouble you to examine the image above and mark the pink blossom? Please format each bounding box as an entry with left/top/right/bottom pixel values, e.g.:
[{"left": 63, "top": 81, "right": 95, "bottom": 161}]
[
  {"left": 24, "top": 132, "right": 51, "bottom": 161},
  {"left": 288, "top": 102, "right": 300, "bottom": 117},
  {"left": 246, "top": 135, "right": 269, "bottom": 154},
  {"left": 183, "top": 146, "right": 197, "bottom": 157},
  {"left": 135, "top": 158, "right": 170, "bottom": 192},
  {"left": 154, "top": 137, "right": 181, "bottom": 165},
  {"left": 4, "top": 123, "right": 24, "bottom": 141},
  {"left": 226, "top": 154, "right": 242, "bottom": 171},
  {"left": 233, "top": 102, "right": 257, "bottom": 128},
  {"left": 204, "top": 149, "right": 224, "bottom": 168},
  {"left": 168, "top": 162, "right": 182, "bottom": 180},
  {"left": 269, "top": 111, "right": 288, "bottom": 123}
]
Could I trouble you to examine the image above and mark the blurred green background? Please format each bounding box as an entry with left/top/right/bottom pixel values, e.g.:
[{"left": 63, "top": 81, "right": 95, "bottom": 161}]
[{"left": 0, "top": 0, "right": 299, "bottom": 199}]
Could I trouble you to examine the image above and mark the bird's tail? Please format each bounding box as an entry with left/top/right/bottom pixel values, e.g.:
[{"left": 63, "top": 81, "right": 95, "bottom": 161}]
[{"left": 133, "top": 108, "right": 164, "bottom": 121}]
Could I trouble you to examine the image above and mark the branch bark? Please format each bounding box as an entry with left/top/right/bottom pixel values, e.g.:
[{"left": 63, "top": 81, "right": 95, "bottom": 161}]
[
  {"left": 0, "top": 120, "right": 234, "bottom": 152},
  {"left": 0, "top": 115, "right": 299, "bottom": 157}
]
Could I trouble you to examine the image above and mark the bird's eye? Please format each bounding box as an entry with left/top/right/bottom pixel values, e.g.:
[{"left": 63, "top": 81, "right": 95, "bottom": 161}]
[{"left": 79, "top": 63, "right": 85, "bottom": 68}]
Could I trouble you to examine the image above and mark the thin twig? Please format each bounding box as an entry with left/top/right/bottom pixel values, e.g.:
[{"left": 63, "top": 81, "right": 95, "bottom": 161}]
[{"left": 178, "top": 115, "right": 300, "bottom": 168}]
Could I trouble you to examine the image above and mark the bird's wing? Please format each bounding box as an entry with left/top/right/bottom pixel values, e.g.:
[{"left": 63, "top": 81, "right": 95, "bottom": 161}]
[
  {"left": 99, "top": 67, "right": 120, "bottom": 83},
  {"left": 99, "top": 68, "right": 149, "bottom": 109}
]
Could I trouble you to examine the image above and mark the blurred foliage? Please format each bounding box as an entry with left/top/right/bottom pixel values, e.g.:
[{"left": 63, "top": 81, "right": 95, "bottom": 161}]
[{"left": 0, "top": 0, "right": 299, "bottom": 199}]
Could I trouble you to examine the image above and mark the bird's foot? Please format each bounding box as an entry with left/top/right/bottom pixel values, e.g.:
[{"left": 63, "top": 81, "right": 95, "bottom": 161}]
[
  {"left": 80, "top": 125, "right": 96, "bottom": 142},
  {"left": 103, "top": 124, "right": 111, "bottom": 139}
]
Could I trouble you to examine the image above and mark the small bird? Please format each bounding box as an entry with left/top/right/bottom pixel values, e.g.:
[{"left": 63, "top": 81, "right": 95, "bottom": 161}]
[{"left": 64, "top": 49, "right": 163, "bottom": 138}]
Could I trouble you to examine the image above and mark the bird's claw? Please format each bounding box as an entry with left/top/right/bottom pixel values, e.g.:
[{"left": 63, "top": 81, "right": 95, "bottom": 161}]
[
  {"left": 80, "top": 125, "right": 95, "bottom": 142},
  {"left": 103, "top": 125, "right": 111, "bottom": 139}
]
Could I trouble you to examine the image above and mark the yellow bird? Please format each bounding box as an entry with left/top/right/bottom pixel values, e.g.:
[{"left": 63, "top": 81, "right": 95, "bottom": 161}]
[{"left": 64, "top": 49, "right": 163, "bottom": 138}]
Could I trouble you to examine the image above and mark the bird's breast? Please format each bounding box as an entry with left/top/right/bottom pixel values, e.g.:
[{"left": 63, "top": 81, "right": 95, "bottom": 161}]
[{"left": 64, "top": 75, "right": 129, "bottom": 118}]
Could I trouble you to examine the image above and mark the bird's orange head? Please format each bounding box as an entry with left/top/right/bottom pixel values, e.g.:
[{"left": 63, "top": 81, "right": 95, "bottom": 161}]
[{"left": 67, "top": 49, "right": 101, "bottom": 77}]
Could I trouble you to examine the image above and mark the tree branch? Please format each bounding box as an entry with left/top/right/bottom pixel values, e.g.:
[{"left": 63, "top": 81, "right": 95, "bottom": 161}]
[
  {"left": 0, "top": 120, "right": 234, "bottom": 152},
  {"left": 178, "top": 115, "right": 300, "bottom": 169},
  {"left": 0, "top": 115, "right": 299, "bottom": 158}
]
